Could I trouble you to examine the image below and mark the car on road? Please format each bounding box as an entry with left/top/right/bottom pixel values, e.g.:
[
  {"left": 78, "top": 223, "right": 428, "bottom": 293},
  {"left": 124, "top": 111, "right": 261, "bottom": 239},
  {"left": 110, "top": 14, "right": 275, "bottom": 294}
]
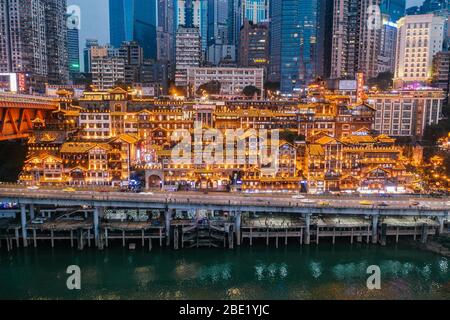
[
  {"left": 409, "top": 200, "right": 420, "bottom": 206},
  {"left": 292, "top": 194, "right": 305, "bottom": 199},
  {"left": 62, "top": 187, "right": 76, "bottom": 192},
  {"left": 446, "top": 201, "right": 450, "bottom": 207},
  {"left": 359, "top": 200, "right": 373, "bottom": 206},
  {"left": 318, "top": 201, "right": 330, "bottom": 206},
  {"left": 31, "top": 218, "right": 46, "bottom": 224},
  {"left": 139, "top": 192, "right": 154, "bottom": 196},
  {"left": 378, "top": 202, "right": 389, "bottom": 207},
  {"left": 300, "top": 199, "right": 316, "bottom": 204},
  {"left": 27, "top": 186, "right": 39, "bottom": 190}
]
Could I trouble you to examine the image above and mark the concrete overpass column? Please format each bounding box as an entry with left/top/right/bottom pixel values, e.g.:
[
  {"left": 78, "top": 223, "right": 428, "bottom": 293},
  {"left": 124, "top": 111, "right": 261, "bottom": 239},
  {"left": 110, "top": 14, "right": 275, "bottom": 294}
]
[
  {"left": 438, "top": 217, "right": 445, "bottom": 235},
  {"left": 372, "top": 215, "right": 379, "bottom": 244},
  {"left": 165, "top": 210, "right": 172, "bottom": 246},
  {"left": 235, "top": 211, "right": 241, "bottom": 246},
  {"left": 93, "top": 207, "right": 100, "bottom": 247},
  {"left": 305, "top": 213, "right": 311, "bottom": 245},
  {"left": 29, "top": 204, "right": 35, "bottom": 221},
  {"left": 20, "top": 204, "right": 28, "bottom": 247}
]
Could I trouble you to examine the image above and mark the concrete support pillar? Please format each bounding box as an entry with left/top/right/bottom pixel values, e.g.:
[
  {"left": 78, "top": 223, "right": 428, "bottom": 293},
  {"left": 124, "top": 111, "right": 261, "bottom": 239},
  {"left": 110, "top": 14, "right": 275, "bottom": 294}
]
[
  {"left": 380, "top": 223, "right": 387, "bottom": 246},
  {"left": 20, "top": 204, "right": 27, "bottom": 247},
  {"left": 165, "top": 210, "right": 172, "bottom": 246},
  {"left": 235, "top": 211, "right": 241, "bottom": 246},
  {"left": 372, "top": 215, "right": 379, "bottom": 244},
  {"left": 228, "top": 224, "right": 234, "bottom": 249},
  {"left": 29, "top": 204, "right": 35, "bottom": 221},
  {"left": 421, "top": 224, "right": 428, "bottom": 244},
  {"left": 93, "top": 207, "right": 100, "bottom": 247},
  {"left": 438, "top": 217, "right": 445, "bottom": 235},
  {"left": 174, "top": 226, "right": 179, "bottom": 250},
  {"left": 305, "top": 214, "right": 311, "bottom": 245}
]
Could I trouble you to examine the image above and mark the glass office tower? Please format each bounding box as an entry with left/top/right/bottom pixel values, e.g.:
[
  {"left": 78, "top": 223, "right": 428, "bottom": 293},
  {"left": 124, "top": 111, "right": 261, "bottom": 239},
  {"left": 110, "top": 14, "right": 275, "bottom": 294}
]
[
  {"left": 109, "top": 0, "right": 158, "bottom": 59},
  {"left": 271, "top": 0, "right": 322, "bottom": 93},
  {"left": 380, "top": 0, "right": 406, "bottom": 23},
  {"left": 242, "top": 0, "right": 269, "bottom": 24}
]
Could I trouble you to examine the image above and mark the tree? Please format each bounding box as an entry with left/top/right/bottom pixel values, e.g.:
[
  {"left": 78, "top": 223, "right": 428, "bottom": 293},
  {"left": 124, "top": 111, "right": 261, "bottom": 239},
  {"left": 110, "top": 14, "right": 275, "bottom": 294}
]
[
  {"left": 265, "top": 81, "right": 280, "bottom": 92},
  {"left": 279, "top": 130, "right": 305, "bottom": 144},
  {"left": 423, "top": 121, "right": 450, "bottom": 145},
  {"left": 242, "top": 85, "right": 261, "bottom": 98},
  {"left": 196, "top": 81, "right": 221, "bottom": 96}
]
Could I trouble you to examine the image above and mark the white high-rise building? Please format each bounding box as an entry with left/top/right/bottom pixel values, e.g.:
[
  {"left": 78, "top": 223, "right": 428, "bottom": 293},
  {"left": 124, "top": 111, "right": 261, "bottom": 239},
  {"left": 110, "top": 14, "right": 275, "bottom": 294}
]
[
  {"left": 394, "top": 14, "right": 446, "bottom": 88},
  {"left": 186, "top": 67, "right": 265, "bottom": 98},
  {"left": 90, "top": 46, "right": 125, "bottom": 90},
  {"left": 0, "top": 0, "right": 48, "bottom": 78},
  {"left": 176, "top": 0, "right": 202, "bottom": 27},
  {"left": 369, "top": 89, "right": 445, "bottom": 138},
  {"left": 175, "top": 27, "right": 202, "bottom": 87}
]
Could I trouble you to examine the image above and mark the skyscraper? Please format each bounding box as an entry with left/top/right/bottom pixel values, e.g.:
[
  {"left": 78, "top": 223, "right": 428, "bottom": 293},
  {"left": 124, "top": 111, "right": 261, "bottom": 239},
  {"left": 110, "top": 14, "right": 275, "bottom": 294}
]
[
  {"left": 380, "top": 0, "right": 406, "bottom": 23},
  {"left": 330, "top": 0, "right": 404, "bottom": 80},
  {"left": 241, "top": 0, "right": 269, "bottom": 24},
  {"left": 270, "top": 0, "right": 325, "bottom": 93},
  {"left": 0, "top": 0, "right": 68, "bottom": 88},
  {"left": 175, "top": 0, "right": 208, "bottom": 53},
  {"left": 207, "top": 0, "right": 229, "bottom": 46},
  {"left": 0, "top": 0, "right": 48, "bottom": 78},
  {"left": 330, "top": 0, "right": 362, "bottom": 80},
  {"left": 317, "top": 0, "right": 334, "bottom": 79},
  {"left": 45, "top": 0, "right": 69, "bottom": 84},
  {"left": 109, "top": 0, "right": 158, "bottom": 60},
  {"left": 228, "top": 0, "right": 242, "bottom": 47},
  {"left": 378, "top": 17, "right": 398, "bottom": 74},
  {"left": 238, "top": 20, "right": 269, "bottom": 70},
  {"left": 394, "top": 14, "right": 446, "bottom": 88},
  {"left": 84, "top": 39, "right": 99, "bottom": 73},
  {"left": 67, "top": 28, "right": 80, "bottom": 79},
  {"left": 157, "top": 0, "right": 175, "bottom": 63},
  {"left": 419, "top": 0, "right": 449, "bottom": 13},
  {"left": 175, "top": 26, "right": 202, "bottom": 86}
]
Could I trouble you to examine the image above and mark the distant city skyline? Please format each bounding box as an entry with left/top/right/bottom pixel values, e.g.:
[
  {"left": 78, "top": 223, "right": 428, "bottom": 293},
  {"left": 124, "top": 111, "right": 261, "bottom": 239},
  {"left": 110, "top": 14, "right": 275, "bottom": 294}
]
[{"left": 70, "top": 0, "right": 424, "bottom": 49}]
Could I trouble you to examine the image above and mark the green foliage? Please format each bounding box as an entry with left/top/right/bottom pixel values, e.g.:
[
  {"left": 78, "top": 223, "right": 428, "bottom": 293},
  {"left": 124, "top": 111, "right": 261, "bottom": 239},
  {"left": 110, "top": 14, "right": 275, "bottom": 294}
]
[
  {"left": 242, "top": 85, "right": 261, "bottom": 98},
  {"left": 264, "top": 81, "right": 280, "bottom": 92},
  {"left": 279, "top": 130, "right": 305, "bottom": 144},
  {"left": 423, "top": 120, "right": 450, "bottom": 145},
  {"left": 197, "top": 81, "right": 221, "bottom": 96}
]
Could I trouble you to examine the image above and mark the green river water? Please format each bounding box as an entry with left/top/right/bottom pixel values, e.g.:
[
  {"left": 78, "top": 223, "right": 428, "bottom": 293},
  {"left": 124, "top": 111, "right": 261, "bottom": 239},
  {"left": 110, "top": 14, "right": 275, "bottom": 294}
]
[{"left": 1, "top": 243, "right": 450, "bottom": 300}]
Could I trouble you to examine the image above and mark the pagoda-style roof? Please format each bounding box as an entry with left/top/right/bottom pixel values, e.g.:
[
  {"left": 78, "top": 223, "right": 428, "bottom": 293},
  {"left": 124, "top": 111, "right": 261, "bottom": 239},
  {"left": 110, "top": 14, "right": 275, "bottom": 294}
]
[
  {"left": 111, "top": 133, "right": 139, "bottom": 145},
  {"left": 308, "top": 144, "right": 325, "bottom": 156},
  {"left": 315, "top": 136, "right": 340, "bottom": 145},
  {"left": 60, "top": 142, "right": 111, "bottom": 154},
  {"left": 109, "top": 87, "right": 128, "bottom": 94}
]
